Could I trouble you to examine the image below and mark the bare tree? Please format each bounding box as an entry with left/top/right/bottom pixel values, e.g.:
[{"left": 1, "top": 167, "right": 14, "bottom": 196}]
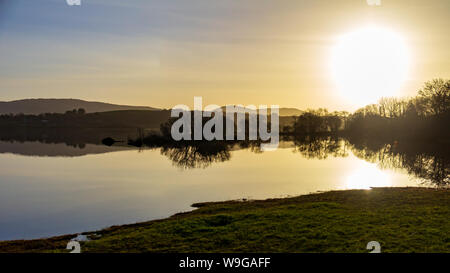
[{"left": 418, "top": 78, "right": 450, "bottom": 116}]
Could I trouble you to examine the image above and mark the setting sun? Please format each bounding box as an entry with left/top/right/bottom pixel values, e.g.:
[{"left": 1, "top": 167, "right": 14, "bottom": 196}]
[{"left": 331, "top": 26, "right": 410, "bottom": 106}]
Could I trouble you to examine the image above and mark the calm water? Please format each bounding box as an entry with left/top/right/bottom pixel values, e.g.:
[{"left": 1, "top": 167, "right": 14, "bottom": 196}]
[{"left": 0, "top": 139, "right": 440, "bottom": 240}]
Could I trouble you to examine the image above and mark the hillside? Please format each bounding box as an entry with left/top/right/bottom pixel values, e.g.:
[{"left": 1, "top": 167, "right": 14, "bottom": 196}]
[
  {"left": 219, "top": 106, "right": 303, "bottom": 116},
  {"left": 0, "top": 110, "right": 171, "bottom": 129},
  {"left": 0, "top": 99, "right": 304, "bottom": 117},
  {"left": 0, "top": 99, "right": 159, "bottom": 115}
]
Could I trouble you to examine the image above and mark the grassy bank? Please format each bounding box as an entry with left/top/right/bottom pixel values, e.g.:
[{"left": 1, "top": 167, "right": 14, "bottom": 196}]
[{"left": 0, "top": 187, "right": 449, "bottom": 253}]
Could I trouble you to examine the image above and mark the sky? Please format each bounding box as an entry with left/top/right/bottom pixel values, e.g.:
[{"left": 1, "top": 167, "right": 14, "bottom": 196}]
[{"left": 0, "top": 0, "right": 449, "bottom": 111}]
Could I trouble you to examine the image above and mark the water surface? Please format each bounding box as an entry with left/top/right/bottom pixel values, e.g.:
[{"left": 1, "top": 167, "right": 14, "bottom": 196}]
[{"left": 0, "top": 138, "right": 443, "bottom": 240}]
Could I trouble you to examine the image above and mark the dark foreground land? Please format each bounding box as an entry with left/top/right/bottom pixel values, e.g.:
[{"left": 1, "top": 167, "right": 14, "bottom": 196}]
[{"left": 0, "top": 187, "right": 448, "bottom": 253}]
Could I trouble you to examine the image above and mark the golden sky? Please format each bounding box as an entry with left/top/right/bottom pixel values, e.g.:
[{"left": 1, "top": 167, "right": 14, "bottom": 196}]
[{"left": 0, "top": 0, "right": 449, "bottom": 111}]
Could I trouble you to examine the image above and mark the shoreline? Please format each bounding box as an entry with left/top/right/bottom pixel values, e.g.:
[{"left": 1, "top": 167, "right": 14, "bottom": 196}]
[{"left": 0, "top": 187, "right": 448, "bottom": 253}]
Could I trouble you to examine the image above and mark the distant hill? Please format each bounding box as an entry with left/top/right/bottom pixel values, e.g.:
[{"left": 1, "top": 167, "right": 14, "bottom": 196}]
[
  {"left": 0, "top": 99, "right": 159, "bottom": 115},
  {"left": 218, "top": 106, "right": 303, "bottom": 116},
  {"left": 277, "top": 108, "right": 303, "bottom": 116},
  {"left": 0, "top": 99, "right": 303, "bottom": 116}
]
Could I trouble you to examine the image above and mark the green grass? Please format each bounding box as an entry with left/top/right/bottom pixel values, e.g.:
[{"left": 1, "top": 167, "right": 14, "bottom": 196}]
[{"left": 0, "top": 187, "right": 449, "bottom": 253}]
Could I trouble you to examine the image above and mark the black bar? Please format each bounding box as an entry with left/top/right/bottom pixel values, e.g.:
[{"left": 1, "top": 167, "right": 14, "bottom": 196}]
[{"left": 0, "top": 253, "right": 447, "bottom": 272}]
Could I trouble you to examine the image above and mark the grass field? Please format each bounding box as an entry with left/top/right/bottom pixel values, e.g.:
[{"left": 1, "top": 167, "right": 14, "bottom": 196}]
[{"left": 0, "top": 187, "right": 448, "bottom": 253}]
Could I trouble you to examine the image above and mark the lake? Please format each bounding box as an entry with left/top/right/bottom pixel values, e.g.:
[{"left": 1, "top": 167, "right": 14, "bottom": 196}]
[{"left": 0, "top": 137, "right": 444, "bottom": 240}]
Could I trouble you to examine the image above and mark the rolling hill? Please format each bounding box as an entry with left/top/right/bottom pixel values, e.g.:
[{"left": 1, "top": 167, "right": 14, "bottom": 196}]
[
  {"left": 0, "top": 99, "right": 159, "bottom": 115},
  {"left": 0, "top": 99, "right": 303, "bottom": 116},
  {"left": 218, "top": 106, "right": 303, "bottom": 116}
]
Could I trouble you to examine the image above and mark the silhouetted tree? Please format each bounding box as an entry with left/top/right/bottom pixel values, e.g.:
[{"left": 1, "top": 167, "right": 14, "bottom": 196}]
[{"left": 418, "top": 78, "right": 450, "bottom": 116}]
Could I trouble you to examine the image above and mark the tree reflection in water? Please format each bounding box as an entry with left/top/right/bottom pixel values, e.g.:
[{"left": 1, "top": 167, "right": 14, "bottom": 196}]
[
  {"left": 160, "top": 142, "right": 232, "bottom": 169},
  {"left": 1, "top": 127, "right": 447, "bottom": 187},
  {"left": 292, "top": 135, "right": 349, "bottom": 159},
  {"left": 152, "top": 136, "right": 448, "bottom": 188},
  {"left": 348, "top": 138, "right": 449, "bottom": 187},
  {"left": 290, "top": 135, "right": 449, "bottom": 188}
]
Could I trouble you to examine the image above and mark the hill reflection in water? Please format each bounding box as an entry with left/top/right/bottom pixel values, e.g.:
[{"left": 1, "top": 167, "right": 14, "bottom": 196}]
[{"left": 0, "top": 130, "right": 448, "bottom": 187}]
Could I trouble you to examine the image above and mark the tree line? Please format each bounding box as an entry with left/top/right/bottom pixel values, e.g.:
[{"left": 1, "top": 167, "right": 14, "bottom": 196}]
[{"left": 287, "top": 78, "right": 450, "bottom": 141}]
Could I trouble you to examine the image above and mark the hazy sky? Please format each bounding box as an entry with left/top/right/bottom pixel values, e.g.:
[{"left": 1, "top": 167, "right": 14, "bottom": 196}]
[{"left": 0, "top": 0, "right": 449, "bottom": 110}]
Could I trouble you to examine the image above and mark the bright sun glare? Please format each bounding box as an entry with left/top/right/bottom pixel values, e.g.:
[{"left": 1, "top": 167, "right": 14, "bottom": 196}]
[
  {"left": 331, "top": 26, "right": 410, "bottom": 106},
  {"left": 345, "top": 162, "right": 391, "bottom": 190}
]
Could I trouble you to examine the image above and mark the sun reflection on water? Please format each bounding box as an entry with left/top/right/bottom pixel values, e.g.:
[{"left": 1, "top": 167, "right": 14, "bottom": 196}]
[{"left": 345, "top": 162, "right": 391, "bottom": 189}]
